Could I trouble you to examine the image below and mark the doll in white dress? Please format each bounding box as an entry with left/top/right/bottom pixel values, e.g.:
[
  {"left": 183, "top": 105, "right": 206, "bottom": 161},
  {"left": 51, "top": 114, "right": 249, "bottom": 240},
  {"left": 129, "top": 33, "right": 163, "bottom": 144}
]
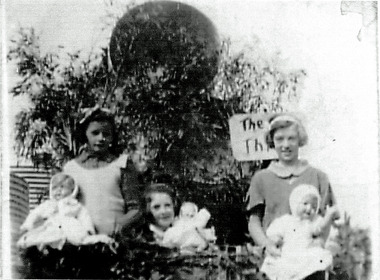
[
  {"left": 17, "top": 173, "right": 112, "bottom": 250},
  {"left": 157, "top": 202, "right": 216, "bottom": 251},
  {"left": 261, "top": 184, "right": 340, "bottom": 280}
]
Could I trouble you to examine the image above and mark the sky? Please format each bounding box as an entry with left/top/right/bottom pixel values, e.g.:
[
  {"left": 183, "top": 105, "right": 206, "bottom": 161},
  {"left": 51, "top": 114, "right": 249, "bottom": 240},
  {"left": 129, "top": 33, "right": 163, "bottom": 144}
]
[{"left": 3, "top": 0, "right": 380, "bottom": 278}]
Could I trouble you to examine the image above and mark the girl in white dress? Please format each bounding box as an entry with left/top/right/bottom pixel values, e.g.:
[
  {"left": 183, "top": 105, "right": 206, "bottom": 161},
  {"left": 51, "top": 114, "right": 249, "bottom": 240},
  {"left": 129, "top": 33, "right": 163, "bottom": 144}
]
[
  {"left": 261, "top": 184, "right": 340, "bottom": 280},
  {"left": 63, "top": 106, "right": 143, "bottom": 235}
]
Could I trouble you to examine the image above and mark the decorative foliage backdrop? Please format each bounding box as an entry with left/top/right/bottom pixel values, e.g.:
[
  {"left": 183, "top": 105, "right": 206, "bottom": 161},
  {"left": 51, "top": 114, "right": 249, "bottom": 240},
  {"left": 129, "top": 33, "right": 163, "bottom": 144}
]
[
  {"left": 8, "top": 1, "right": 373, "bottom": 279},
  {"left": 8, "top": 27, "right": 305, "bottom": 180}
]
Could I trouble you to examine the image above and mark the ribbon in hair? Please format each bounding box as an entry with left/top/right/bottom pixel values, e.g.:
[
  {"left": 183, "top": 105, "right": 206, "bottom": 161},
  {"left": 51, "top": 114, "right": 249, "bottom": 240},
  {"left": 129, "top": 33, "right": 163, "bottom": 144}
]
[{"left": 79, "top": 104, "right": 111, "bottom": 124}]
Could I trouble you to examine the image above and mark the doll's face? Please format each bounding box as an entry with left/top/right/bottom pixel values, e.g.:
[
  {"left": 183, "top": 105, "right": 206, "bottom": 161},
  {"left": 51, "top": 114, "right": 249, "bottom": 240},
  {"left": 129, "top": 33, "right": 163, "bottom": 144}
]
[
  {"left": 149, "top": 192, "right": 175, "bottom": 231},
  {"left": 51, "top": 179, "right": 75, "bottom": 201},
  {"left": 180, "top": 203, "right": 197, "bottom": 219},
  {"left": 85, "top": 121, "right": 114, "bottom": 153},
  {"left": 296, "top": 194, "right": 318, "bottom": 220},
  {"left": 273, "top": 124, "right": 300, "bottom": 165}
]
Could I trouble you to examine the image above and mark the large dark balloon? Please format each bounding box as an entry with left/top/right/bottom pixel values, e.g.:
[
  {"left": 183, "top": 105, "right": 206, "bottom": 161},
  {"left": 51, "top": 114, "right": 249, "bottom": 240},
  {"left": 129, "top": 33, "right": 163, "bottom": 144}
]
[{"left": 109, "top": 1, "right": 219, "bottom": 88}]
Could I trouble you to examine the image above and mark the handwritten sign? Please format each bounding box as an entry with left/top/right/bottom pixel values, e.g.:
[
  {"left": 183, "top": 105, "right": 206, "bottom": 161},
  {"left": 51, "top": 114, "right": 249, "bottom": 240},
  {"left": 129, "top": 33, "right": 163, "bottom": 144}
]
[{"left": 229, "top": 114, "right": 277, "bottom": 161}]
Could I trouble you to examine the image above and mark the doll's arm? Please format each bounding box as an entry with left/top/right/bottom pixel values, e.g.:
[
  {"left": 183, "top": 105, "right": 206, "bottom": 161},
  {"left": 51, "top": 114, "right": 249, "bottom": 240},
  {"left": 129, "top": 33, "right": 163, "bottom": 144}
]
[
  {"left": 193, "top": 208, "right": 211, "bottom": 229},
  {"left": 266, "top": 233, "right": 283, "bottom": 247},
  {"left": 313, "top": 205, "right": 340, "bottom": 237},
  {"left": 77, "top": 206, "right": 96, "bottom": 235},
  {"left": 20, "top": 210, "right": 40, "bottom": 232},
  {"left": 20, "top": 201, "right": 53, "bottom": 232}
]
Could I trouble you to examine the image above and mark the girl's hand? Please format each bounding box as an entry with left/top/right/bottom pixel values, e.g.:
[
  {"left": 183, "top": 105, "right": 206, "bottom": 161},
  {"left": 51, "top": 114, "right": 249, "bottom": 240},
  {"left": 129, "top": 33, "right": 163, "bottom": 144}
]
[
  {"left": 264, "top": 239, "right": 282, "bottom": 257},
  {"left": 326, "top": 205, "right": 340, "bottom": 221}
]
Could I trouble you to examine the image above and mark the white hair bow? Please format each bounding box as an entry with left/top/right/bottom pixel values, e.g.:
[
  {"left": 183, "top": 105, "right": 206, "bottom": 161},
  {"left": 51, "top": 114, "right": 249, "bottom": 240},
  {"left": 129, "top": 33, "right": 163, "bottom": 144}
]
[{"left": 79, "top": 104, "right": 111, "bottom": 124}]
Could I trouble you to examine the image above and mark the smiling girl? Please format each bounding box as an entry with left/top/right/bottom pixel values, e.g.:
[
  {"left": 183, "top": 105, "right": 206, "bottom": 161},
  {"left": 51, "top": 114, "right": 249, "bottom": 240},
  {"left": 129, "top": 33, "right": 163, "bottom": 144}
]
[
  {"left": 142, "top": 183, "right": 176, "bottom": 244},
  {"left": 246, "top": 113, "right": 336, "bottom": 259}
]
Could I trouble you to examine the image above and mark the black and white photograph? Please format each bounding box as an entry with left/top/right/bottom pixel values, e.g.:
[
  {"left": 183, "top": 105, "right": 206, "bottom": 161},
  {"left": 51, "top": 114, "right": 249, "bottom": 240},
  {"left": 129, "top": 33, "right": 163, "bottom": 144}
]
[{"left": 2, "top": 0, "right": 379, "bottom": 279}]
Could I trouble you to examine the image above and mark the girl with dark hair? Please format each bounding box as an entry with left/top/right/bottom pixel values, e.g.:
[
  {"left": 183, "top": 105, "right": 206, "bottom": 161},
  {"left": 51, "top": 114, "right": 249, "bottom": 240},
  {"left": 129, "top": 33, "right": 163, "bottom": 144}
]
[
  {"left": 63, "top": 105, "right": 142, "bottom": 235},
  {"left": 141, "top": 183, "right": 177, "bottom": 244}
]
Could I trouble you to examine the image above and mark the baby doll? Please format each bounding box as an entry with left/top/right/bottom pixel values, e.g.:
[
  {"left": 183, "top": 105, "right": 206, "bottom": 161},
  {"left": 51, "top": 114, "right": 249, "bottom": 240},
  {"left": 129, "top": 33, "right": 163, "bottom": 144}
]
[
  {"left": 17, "top": 173, "right": 112, "bottom": 250},
  {"left": 261, "top": 184, "right": 340, "bottom": 280},
  {"left": 161, "top": 202, "right": 216, "bottom": 251}
]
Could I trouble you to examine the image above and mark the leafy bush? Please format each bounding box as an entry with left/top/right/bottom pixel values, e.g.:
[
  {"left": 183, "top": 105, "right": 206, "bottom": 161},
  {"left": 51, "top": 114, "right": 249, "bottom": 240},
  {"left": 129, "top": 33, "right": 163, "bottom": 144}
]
[
  {"left": 328, "top": 214, "right": 372, "bottom": 280},
  {"left": 17, "top": 212, "right": 371, "bottom": 280},
  {"left": 18, "top": 239, "right": 268, "bottom": 280},
  {"left": 8, "top": 17, "right": 305, "bottom": 181}
]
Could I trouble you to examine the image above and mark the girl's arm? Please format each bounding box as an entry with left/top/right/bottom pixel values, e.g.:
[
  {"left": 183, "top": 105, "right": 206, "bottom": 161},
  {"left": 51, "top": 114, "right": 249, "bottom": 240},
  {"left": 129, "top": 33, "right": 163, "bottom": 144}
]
[
  {"left": 116, "top": 209, "right": 142, "bottom": 230},
  {"left": 77, "top": 206, "right": 96, "bottom": 235},
  {"left": 248, "top": 213, "right": 281, "bottom": 257},
  {"left": 118, "top": 156, "right": 148, "bottom": 231}
]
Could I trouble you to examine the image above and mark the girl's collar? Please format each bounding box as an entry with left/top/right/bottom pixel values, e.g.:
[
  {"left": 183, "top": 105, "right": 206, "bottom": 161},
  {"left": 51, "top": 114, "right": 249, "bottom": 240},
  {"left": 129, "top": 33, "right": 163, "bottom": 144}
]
[
  {"left": 76, "top": 146, "right": 116, "bottom": 168},
  {"left": 268, "top": 160, "right": 310, "bottom": 178}
]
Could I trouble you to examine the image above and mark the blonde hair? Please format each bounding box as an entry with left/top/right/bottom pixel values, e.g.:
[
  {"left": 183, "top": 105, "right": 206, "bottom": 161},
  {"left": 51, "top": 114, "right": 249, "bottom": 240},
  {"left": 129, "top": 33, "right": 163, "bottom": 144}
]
[
  {"left": 265, "top": 113, "right": 308, "bottom": 148},
  {"left": 49, "top": 173, "right": 78, "bottom": 199}
]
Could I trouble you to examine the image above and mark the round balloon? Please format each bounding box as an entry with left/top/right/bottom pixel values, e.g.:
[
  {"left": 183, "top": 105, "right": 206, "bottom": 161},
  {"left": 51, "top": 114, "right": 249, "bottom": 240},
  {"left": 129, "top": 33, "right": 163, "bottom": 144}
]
[{"left": 109, "top": 1, "right": 219, "bottom": 89}]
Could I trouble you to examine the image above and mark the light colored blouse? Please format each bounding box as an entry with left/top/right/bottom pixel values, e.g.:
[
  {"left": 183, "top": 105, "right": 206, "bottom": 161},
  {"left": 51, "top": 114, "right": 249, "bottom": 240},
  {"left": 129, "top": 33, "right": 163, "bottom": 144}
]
[
  {"left": 63, "top": 154, "right": 128, "bottom": 235},
  {"left": 246, "top": 160, "right": 335, "bottom": 231}
]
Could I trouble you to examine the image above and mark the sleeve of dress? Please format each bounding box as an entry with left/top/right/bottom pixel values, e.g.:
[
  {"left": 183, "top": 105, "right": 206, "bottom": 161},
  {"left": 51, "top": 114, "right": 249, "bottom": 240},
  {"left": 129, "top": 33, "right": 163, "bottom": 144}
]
[
  {"left": 246, "top": 173, "right": 265, "bottom": 213},
  {"left": 77, "top": 206, "right": 96, "bottom": 235},
  {"left": 118, "top": 155, "right": 146, "bottom": 229},
  {"left": 62, "top": 160, "right": 75, "bottom": 177},
  {"left": 120, "top": 156, "right": 142, "bottom": 211},
  {"left": 317, "top": 170, "right": 336, "bottom": 215}
]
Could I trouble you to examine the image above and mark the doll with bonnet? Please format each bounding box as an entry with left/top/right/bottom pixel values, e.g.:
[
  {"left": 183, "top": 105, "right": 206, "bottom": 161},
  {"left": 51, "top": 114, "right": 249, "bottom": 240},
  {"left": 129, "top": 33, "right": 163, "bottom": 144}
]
[
  {"left": 261, "top": 184, "right": 340, "bottom": 280},
  {"left": 160, "top": 202, "right": 216, "bottom": 251},
  {"left": 17, "top": 173, "right": 112, "bottom": 250}
]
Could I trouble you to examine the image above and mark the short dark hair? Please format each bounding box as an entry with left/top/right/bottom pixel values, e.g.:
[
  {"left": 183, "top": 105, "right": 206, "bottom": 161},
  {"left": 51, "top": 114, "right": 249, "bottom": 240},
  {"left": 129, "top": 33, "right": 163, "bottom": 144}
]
[{"left": 76, "top": 110, "right": 120, "bottom": 155}]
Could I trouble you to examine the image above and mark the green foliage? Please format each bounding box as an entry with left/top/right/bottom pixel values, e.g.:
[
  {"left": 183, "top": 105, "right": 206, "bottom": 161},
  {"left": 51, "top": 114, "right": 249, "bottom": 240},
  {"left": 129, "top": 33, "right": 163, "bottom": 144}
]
[
  {"left": 329, "top": 214, "right": 372, "bottom": 280},
  {"left": 8, "top": 8, "right": 305, "bottom": 180},
  {"left": 18, "top": 240, "right": 268, "bottom": 279},
  {"left": 212, "top": 40, "right": 306, "bottom": 115},
  {"left": 8, "top": 27, "right": 110, "bottom": 167}
]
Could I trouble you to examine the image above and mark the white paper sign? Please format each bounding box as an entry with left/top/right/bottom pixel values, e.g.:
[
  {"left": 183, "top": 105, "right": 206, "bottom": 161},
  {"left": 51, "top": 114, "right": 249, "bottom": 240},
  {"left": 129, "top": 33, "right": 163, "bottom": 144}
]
[{"left": 229, "top": 114, "right": 277, "bottom": 161}]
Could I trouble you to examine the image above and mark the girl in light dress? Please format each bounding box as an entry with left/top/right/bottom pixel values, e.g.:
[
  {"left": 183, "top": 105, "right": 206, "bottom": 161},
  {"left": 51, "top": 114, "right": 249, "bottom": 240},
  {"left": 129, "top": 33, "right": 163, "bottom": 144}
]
[
  {"left": 261, "top": 184, "right": 340, "bottom": 280},
  {"left": 17, "top": 173, "right": 111, "bottom": 250},
  {"left": 246, "top": 113, "right": 338, "bottom": 279},
  {"left": 246, "top": 114, "right": 336, "bottom": 252},
  {"left": 63, "top": 106, "right": 142, "bottom": 235}
]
